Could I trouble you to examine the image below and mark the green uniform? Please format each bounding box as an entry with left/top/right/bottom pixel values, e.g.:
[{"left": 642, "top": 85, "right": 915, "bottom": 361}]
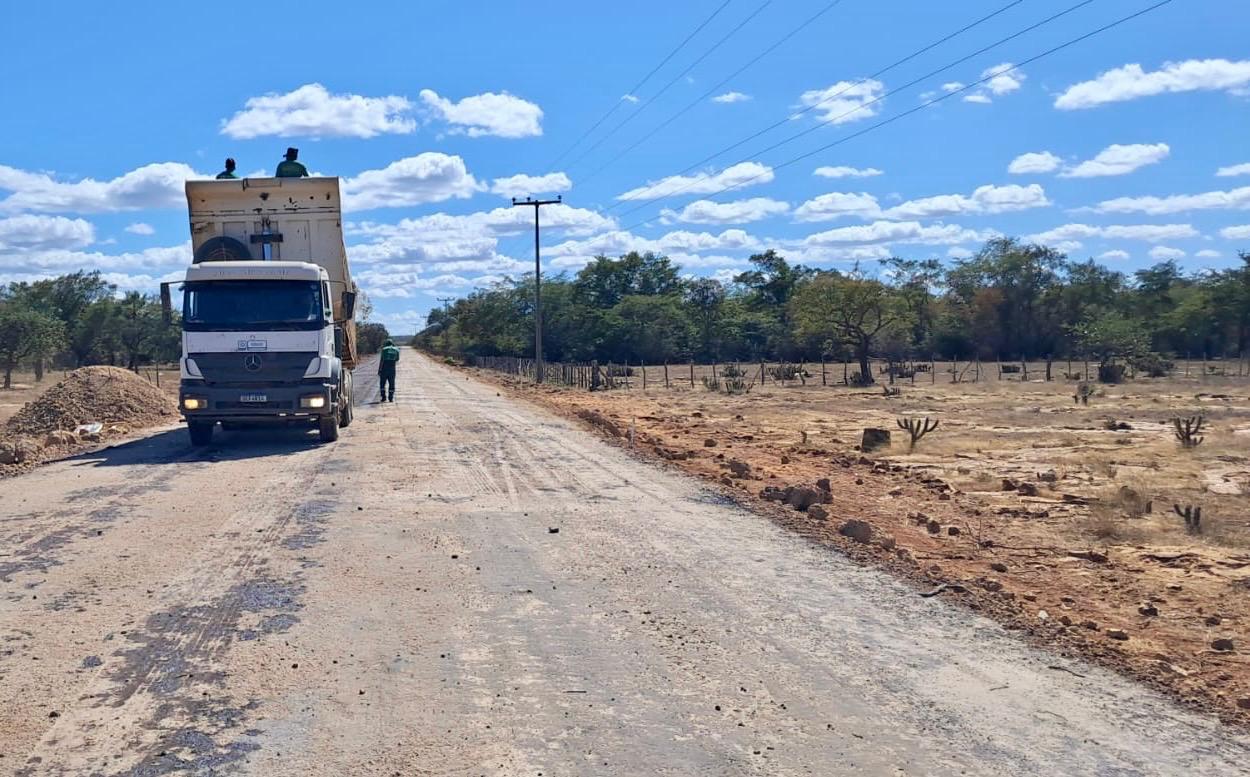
[
  {"left": 378, "top": 343, "right": 400, "bottom": 401},
  {"left": 215, "top": 170, "right": 237, "bottom": 179},
  {"left": 275, "top": 160, "right": 309, "bottom": 178}
]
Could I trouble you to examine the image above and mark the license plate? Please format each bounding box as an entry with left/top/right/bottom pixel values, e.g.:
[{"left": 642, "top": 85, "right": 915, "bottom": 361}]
[{"left": 239, "top": 393, "right": 268, "bottom": 403}]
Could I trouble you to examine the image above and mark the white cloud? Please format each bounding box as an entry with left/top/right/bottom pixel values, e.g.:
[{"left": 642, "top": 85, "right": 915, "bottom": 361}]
[
  {"left": 1149, "top": 246, "right": 1185, "bottom": 260},
  {"left": 1056, "top": 59, "right": 1250, "bottom": 110},
  {"left": 1094, "top": 186, "right": 1250, "bottom": 215},
  {"left": 803, "top": 220, "right": 989, "bottom": 248},
  {"left": 797, "top": 79, "right": 885, "bottom": 125},
  {"left": 941, "top": 82, "right": 965, "bottom": 93},
  {"left": 664, "top": 197, "right": 789, "bottom": 225},
  {"left": 1195, "top": 249, "right": 1222, "bottom": 259},
  {"left": 712, "top": 91, "right": 752, "bottom": 104},
  {"left": 621, "top": 94, "right": 640, "bottom": 104},
  {"left": 1008, "top": 151, "right": 1062, "bottom": 175},
  {"left": 0, "top": 242, "right": 189, "bottom": 282},
  {"left": 616, "top": 161, "right": 773, "bottom": 201},
  {"left": 342, "top": 153, "right": 482, "bottom": 211},
  {"left": 964, "top": 63, "right": 1024, "bottom": 104},
  {"left": 0, "top": 214, "right": 95, "bottom": 252},
  {"left": 813, "top": 165, "right": 883, "bottom": 179},
  {"left": 419, "top": 89, "right": 542, "bottom": 138},
  {"left": 1060, "top": 143, "right": 1170, "bottom": 178},
  {"left": 125, "top": 222, "right": 155, "bottom": 235},
  {"left": 1221, "top": 225, "right": 1250, "bottom": 240},
  {"left": 1217, "top": 162, "right": 1250, "bottom": 178},
  {"left": 947, "top": 246, "right": 973, "bottom": 259},
  {"left": 545, "top": 228, "right": 762, "bottom": 270},
  {"left": 984, "top": 63, "right": 1025, "bottom": 95},
  {"left": 488, "top": 172, "right": 572, "bottom": 198},
  {"left": 220, "top": 83, "right": 415, "bottom": 139},
  {"left": 794, "top": 184, "right": 1049, "bottom": 223},
  {"left": 1098, "top": 249, "right": 1130, "bottom": 260},
  {"left": 0, "top": 162, "right": 200, "bottom": 214},
  {"left": 346, "top": 204, "right": 615, "bottom": 274},
  {"left": 1027, "top": 223, "right": 1196, "bottom": 244},
  {"left": 794, "top": 192, "right": 882, "bottom": 222},
  {"left": 881, "top": 184, "right": 1049, "bottom": 220}
]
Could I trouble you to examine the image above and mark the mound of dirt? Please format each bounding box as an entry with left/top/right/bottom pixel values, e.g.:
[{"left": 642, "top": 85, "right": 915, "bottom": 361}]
[{"left": 6, "top": 366, "right": 177, "bottom": 437}]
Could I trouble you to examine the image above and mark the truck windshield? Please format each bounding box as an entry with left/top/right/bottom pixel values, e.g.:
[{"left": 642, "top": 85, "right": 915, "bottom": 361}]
[{"left": 183, "top": 280, "right": 325, "bottom": 331}]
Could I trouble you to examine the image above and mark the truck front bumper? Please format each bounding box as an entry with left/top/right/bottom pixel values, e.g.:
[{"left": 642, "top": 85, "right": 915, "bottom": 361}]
[{"left": 180, "top": 380, "right": 336, "bottom": 424}]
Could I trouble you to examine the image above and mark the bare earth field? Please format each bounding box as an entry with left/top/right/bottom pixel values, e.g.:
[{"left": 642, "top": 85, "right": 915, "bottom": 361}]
[
  {"left": 3, "top": 354, "right": 1248, "bottom": 774},
  {"left": 473, "top": 362, "right": 1250, "bottom": 726}
]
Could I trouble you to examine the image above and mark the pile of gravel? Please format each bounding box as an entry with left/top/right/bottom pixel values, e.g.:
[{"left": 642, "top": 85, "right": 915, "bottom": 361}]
[{"left": 5, "top": 365, "right": 177, "bottom": 445}]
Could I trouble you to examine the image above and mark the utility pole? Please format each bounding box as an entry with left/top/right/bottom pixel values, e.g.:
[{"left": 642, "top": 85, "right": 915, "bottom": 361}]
[
  {"left": 436, "top": 297, "right": 454, "bottom": 351},
  {"left": 511, "top": 195, "right": 562, "bottom": 383}
]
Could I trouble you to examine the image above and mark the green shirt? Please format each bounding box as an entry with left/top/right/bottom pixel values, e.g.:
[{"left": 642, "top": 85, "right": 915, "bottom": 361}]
[
  {"left": 379, "top": 344, "right": 400, "bottom": 373},
  {"left": 215, "top": 170, "right": 237, "bottom": 179},
  {"left": 275, "top": 160, "right": 309, "bottom": 178}
]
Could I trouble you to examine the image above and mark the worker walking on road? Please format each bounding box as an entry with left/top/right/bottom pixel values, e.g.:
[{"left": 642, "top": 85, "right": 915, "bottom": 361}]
[
  {"left": 215, "top": 158, "right": 238, "bottom": 179},
  {"left": 276, "top": 147, "right": 309, "bottom": 178},
  {"left": 378, "top": 338, "right": 400, "bottom": 402}
]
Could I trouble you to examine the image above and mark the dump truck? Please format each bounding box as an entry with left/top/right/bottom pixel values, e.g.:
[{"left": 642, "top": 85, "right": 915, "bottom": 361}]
[{"left": 162, "top": 177, "right": 358, "bottom": 445}]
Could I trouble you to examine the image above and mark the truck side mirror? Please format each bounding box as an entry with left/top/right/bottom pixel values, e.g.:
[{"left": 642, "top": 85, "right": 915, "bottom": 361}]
[
  {"left": 341, "top": 290, "right": 357, "bottom": 319},
  {"left": 160, "top": 283, "right": 173, "bottom": 324}
]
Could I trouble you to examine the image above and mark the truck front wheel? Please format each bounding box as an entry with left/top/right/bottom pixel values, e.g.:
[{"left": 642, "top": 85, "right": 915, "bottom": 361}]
[
  {"left": 188, "top": 421, "right": 214, "bottom": 446},
  {"left": 318, "top": 414, "right": 340, "bottom": 443}
]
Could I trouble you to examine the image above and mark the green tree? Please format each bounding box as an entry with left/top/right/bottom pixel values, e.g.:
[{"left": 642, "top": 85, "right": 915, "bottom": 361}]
[
  {"left": 357, "top": 322, "right": 391, "bottom": 354},
  {"left": 0, "top": 304, "right": 65, "bottom": 389},
  {"left": 791, "top": 273, "right": 908, "bottom": 383}
]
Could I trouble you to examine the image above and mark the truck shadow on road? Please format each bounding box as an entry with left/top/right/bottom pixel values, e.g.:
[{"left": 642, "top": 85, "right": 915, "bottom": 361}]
[{"left": 67, "top": 427, "right": 328, "bottom": 468}]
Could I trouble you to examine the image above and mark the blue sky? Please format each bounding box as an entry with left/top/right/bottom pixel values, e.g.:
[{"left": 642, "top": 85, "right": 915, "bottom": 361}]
[{"left": 1, "top": 0, "right": 1248, "bottom": 333}]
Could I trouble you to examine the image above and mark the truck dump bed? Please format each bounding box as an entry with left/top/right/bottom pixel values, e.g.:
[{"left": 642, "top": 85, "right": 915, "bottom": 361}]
[{"left": 184, "top": 177, "right": 357, "bottom": 367}]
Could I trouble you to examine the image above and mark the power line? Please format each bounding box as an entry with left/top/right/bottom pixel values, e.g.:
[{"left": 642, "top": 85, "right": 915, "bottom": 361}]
[
  {"left": 564, "top": 1, "right": 774, "bottom": 172},
  {"left": 613, "top": 0, "right": 1099, "bottom": 222},
  {"left": 598, "top": 0, "right": 1031, "bottom": 210},
  {"left": 618, "top": 0, "right": 1175, "bottom": 232},
  {"left": 577, "top": 0, "right": 851, "bottom": 189},
  {"left": 546, "top": 0, "right": 735, "bottom": 169}
]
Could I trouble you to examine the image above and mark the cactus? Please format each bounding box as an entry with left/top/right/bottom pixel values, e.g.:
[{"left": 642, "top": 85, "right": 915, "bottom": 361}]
[
  {"left": 896, "top": 416, "right": 939, "bottom": 451},
  {"left": 1172, "top": 503, "right": 1202, "bottom": 534},
  {"left": 1172, "top": 415, "right": 1205, "bottom": 447}
]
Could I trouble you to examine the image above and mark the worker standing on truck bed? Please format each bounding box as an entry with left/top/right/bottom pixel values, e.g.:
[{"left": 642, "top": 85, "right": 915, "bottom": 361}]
[
  {"left": 378, "top": 339, "right": 400, "bottom": 402},
  {"left": 276, "top": 147, "right": 309, "bottom": 178},
  {"left": 215, "top": 158, "right": 238, "bottom": 179}
]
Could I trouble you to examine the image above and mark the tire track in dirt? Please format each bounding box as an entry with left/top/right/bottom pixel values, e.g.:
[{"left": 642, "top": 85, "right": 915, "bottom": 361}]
[{"left": 15, "top": 442, "right": 343, "bottom": 775}]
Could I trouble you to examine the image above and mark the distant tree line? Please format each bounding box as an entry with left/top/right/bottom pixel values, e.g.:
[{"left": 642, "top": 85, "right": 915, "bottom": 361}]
[
  {"left": 415, "top": 237, "right": 1250, "bottom": 384},
  {"left": 0, "top": 272, "right": 178, "bottom": 388}
]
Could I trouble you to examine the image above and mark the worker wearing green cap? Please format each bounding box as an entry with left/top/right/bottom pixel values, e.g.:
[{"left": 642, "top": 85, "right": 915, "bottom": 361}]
[
  {"left": 276, "top": 147, "right": 309, "bottom": 178},
  {"left": 378, "top": 338, "right": 400, "bottom": 402}
]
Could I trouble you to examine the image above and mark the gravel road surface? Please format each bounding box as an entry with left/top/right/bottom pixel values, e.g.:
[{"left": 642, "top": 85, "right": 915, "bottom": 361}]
[{"left": 1, "top": 354, "right": 1246, "bottom": 775}]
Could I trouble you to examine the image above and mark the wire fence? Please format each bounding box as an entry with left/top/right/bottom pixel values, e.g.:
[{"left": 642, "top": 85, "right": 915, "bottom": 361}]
[{"left": 468, "top": 353, "right": 1250, "bottom": 392}]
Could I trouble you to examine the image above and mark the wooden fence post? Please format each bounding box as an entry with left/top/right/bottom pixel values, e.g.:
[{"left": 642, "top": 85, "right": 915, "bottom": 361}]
[
  {"left": 820, "top": 358, "right": 826, "bottom": 386},
  {"left": 690, "top": 361, "right": 695, "bottom": 388},
  {"left": 642, "top": 362, "right": 647, "bottom": 391},
  {"left": 663, "top": 361, "right": 669, "bottom": 388}
]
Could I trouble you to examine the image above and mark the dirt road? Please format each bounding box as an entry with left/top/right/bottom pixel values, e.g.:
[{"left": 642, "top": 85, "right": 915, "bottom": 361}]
[{"left": 1, "top": 354, "right": 1246, "bottom": 775}]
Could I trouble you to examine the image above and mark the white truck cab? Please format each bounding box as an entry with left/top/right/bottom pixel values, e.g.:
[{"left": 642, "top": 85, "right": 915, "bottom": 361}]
[{"left": 163, "top": 177, "right": 358, "bottom": 445}]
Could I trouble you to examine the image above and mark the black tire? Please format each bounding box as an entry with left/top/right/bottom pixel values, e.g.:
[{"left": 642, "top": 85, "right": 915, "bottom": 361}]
[
  {"left": 193, "top": 235, "right": 253, "bottom": 264},
  {"left": 339, "top": 373, "right": 354, "bottom": 428},
  {"left": 188, "top": 421, "right": 214, "bottom": 446},
  {"left": 318, "top": 414, "right": 339, "bottom": 443}
]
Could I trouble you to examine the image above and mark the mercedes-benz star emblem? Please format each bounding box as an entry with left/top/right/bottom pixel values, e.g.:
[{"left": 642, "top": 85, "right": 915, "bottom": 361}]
[{"left": 243, "top": 354, "right": 263, "bottom": 372}]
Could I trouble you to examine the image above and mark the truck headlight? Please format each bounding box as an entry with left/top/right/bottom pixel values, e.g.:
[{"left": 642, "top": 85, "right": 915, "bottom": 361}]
[
  {"left": 303, "top": 357, "right": 324, "bottom": 378},
  {"left": 184, "top": 358, "right": 203, "bottom": 378},
  {"left": 183, "top": 397, "right": 207, "bottom": 410},
  {"left": 300, "top": 395, "right": 326, "bottom": 409}
]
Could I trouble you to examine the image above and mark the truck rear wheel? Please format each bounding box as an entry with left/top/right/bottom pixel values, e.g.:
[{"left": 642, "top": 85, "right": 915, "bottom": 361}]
[
  {"left": 188, "top": 421, "right": 214, "bottom": 446},
  {"left": 339, "top": 372, "right": 354, "bottom": 428},
  {"left": 318, "top": 414, "right": 340, "bottom": 443}
]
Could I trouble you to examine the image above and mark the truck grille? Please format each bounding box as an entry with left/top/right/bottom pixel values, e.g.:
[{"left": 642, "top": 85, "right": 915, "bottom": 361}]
[{"left": 192, "top": 352, "right": 317, "bottom": 385}]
